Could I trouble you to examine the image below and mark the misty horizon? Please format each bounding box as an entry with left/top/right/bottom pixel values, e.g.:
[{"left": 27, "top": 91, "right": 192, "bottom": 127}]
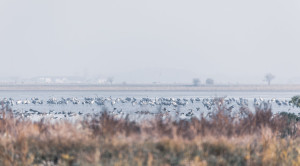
[
  {"left": 0, "top": 71, "right": 300, "bottom": 85},
  {"left": 1, "top": 0, "right": 300, "bottom": 84}
]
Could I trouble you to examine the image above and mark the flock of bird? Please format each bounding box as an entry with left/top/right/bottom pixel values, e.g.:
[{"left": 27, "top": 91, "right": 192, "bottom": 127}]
[
  {"left": 0, "top": 96, "right": 294, "bottom": 120},
  {"left": 0, "top": 96, "right": 292, "bottom": 107}
]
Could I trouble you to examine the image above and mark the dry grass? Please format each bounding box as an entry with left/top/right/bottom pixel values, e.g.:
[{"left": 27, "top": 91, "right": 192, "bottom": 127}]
[{"left": 0, "top": 102, "right": 299, "bottom": 166}]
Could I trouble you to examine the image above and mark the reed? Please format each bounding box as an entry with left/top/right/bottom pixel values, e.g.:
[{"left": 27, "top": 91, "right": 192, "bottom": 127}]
[{"left": 0, "top": 103, "right": 299, "bottom": 166}]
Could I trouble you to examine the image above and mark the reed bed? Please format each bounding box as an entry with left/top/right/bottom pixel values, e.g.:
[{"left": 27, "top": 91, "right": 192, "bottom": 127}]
[{"left": 0, "top": 102, "right": 299, "bottom": 166}]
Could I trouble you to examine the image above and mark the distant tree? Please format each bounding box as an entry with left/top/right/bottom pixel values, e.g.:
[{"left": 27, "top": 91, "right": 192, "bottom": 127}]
[
  {"left": 264, "top": 73, "right": 275, "bottom": 85},
  {"left": 193, "top": 78, "right": 200, "bottom": 86},
  {"left": 206, "top": 78, "right": 214, "bottom": 85},
  {"left": 107, "top": 77, "right": 114, "bottom": 85}
]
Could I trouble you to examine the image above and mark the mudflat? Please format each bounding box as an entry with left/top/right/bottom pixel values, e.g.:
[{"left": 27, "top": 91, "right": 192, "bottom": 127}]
[{"left": 0, "top": 84, "right": 300, "bottom": 91}]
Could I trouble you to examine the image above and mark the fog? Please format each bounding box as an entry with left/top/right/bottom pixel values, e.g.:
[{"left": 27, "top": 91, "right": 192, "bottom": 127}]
[{"left": 0, "top": 0, "right": 300, "bottom": 84}]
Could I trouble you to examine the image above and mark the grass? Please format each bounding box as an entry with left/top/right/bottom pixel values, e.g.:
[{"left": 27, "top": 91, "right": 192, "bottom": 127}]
[{"left": 0, "top": 101, "right": 300, "bottom": 166}]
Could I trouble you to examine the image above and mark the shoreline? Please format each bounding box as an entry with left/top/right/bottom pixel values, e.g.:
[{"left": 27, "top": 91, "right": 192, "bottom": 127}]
[{"left": 0, "top": 84, "right": 300, "bottom": 91}]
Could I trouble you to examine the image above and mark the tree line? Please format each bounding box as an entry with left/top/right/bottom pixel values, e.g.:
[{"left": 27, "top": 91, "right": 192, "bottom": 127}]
[{"left": 193, "top": 73, "right": 276, "bottom": 86}]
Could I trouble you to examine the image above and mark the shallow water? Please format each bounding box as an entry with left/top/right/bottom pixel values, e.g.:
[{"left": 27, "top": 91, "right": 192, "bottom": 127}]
[{"left": 0, "top": 90, "right": 299, "bottom": 121}]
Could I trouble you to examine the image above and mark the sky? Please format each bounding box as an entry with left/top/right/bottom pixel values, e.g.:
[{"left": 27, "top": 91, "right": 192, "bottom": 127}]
[{"left": 0, "top": 0, "right": 300, "bottom": 84}]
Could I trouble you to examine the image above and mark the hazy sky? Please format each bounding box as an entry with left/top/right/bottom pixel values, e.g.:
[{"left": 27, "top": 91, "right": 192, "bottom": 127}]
[{"left": 1, "top": 0, "right": 300, "bottom": 84}]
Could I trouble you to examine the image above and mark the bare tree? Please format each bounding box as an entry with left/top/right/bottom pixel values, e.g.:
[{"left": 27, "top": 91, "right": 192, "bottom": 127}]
[
  {"left": 264, "top": 73, "right": 275, "bottom": 85},
  {"left": 107, "top": 77, "right": 114, "bottom": 85},
  {"left": 192, "top": 78, "right": 200, "bottom": 86},
  {"left": 206, "top": 78, "right": 214, "bottom": 85}
]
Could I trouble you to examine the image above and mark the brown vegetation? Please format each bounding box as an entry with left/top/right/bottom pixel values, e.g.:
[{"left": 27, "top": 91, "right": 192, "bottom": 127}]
[{"left": 0, "top": 103, "right": 299, "bottom": 166}]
